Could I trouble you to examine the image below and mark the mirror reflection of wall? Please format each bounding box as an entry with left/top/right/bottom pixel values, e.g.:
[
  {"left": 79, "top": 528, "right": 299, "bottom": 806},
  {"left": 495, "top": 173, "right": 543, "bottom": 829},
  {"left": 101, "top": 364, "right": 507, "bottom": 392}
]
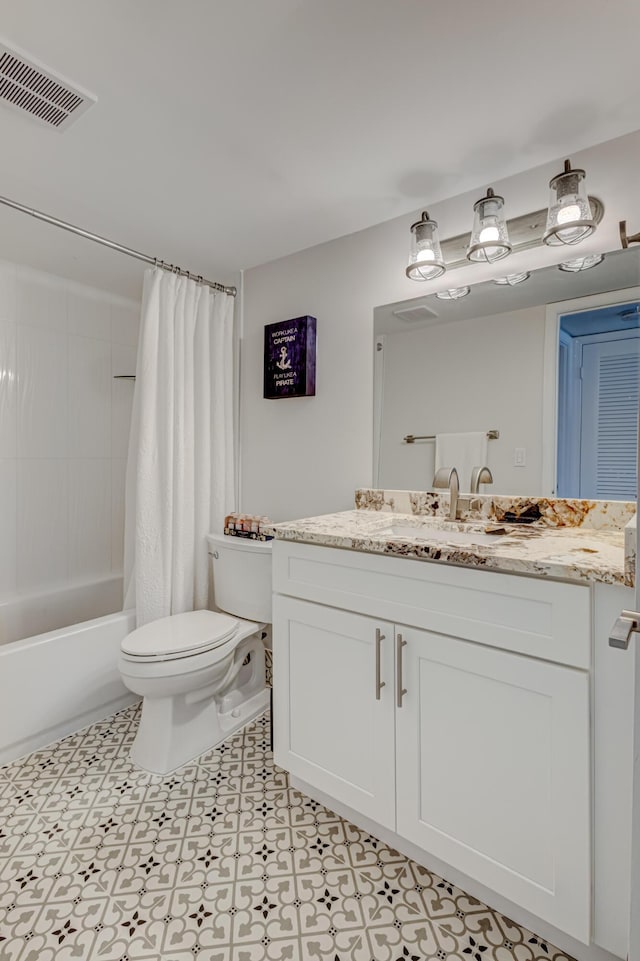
[
  {"left": 373, "top": 248, "right": 640, "bottom": 499},
  {"left": 374, "top": 304, "right": 546, "bottom": 496}
]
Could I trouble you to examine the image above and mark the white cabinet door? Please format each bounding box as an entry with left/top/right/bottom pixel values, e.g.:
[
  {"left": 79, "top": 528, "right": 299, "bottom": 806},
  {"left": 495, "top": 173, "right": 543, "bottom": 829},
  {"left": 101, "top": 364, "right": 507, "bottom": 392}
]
[
  {"left": 395, "top": 625, "right": 591, "bottom": 943},
  {"left": 272, "top": 595, "right": 396, "bottom": 828}
]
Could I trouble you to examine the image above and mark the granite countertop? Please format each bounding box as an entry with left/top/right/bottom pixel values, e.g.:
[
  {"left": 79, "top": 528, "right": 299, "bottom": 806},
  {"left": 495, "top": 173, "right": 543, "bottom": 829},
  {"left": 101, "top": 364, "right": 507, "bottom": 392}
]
[{"left": 272, "top": 508, "right": 632, "bottom": 586}]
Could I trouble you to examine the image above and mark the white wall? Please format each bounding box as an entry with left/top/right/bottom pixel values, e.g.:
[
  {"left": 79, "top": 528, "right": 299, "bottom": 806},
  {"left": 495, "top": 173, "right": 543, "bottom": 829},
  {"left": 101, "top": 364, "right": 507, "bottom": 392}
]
[
  {"left": 0, "top": 259, "right": 139, "bottom": 600},
  {"left": 376, "top": 306, "right": 546, "bottom": 496},
  {"left": 240, "top": 130, "right": 640, "bottom": 521}
]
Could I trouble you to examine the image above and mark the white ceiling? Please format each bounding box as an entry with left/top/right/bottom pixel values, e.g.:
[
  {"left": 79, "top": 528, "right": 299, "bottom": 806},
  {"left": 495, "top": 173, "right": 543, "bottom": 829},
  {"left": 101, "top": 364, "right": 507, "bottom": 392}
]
[{"left": 0, "top": 0, "right": 639, "bottom": 298}]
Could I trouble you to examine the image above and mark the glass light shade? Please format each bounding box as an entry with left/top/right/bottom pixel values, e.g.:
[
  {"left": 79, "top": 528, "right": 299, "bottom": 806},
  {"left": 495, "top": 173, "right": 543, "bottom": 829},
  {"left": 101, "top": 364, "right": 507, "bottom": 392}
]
[
  {"left": 435, "top": 286, "right": 470, "bottom": 300},
  {"left": 543, "top": 160, "right": 595, "bottom": 246},
  {"left": 493, "top": 272, "right": 530, "bottom": 286},
  {"left": 406, "top": 212, "right": 446, "bottom": 281},
  {"left": 466, "top": 188, "right": 511, "bottom": 263},
  {"left": 558, "top": 253, "right": 604, "bottom": 273}
]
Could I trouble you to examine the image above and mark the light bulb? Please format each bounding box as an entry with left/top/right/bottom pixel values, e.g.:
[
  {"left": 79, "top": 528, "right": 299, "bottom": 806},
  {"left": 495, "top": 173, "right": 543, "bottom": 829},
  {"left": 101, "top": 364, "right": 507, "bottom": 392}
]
[
  {"left": 557, "top": 204, "right": 581, "bottom": 225},
  {"left": 479, "top": 225, "right": 500, "bottom": 243},
  {"left": 417, "top": 249, "right": 436, "bottom": 262},
  {"left": 467, "top": 189, "right": 511, "bottom": 263}
]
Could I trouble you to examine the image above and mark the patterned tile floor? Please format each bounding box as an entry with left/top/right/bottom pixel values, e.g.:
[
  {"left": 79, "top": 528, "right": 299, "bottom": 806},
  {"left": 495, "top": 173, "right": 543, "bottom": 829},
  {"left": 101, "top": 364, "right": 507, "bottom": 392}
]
[{"left": 0, "top": 705, "right": 574, "bottom": 961}]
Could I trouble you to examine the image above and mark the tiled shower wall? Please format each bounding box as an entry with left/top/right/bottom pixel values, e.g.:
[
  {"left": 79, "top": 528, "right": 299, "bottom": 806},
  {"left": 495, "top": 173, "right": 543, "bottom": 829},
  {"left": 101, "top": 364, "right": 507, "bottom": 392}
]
[{"left": 0, "top": 259, "right": 140, "bottom": 600}]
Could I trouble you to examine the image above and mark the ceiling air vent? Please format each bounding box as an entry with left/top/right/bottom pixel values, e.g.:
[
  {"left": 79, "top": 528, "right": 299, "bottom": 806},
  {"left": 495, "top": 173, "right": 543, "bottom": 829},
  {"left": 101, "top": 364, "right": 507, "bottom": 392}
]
[
  {"left": 393, "top": 304, "right": 439, "bottom": 323},
  {"left": 0, "top": 41, "right": 96, "bottom": 130}
]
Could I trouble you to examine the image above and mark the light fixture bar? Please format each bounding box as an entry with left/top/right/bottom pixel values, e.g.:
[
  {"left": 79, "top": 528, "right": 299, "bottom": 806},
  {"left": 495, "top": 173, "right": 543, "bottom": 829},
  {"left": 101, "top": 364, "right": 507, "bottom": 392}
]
[{"left": 437, "top": 197, "right": 603, "bottom": 270}]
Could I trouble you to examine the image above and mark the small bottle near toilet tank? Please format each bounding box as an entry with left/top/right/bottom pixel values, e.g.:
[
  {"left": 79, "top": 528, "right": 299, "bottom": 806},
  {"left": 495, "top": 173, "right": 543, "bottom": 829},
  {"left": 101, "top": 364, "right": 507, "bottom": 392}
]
[{"left": 224, "top": 511, "right": 274, "bottom": 541}]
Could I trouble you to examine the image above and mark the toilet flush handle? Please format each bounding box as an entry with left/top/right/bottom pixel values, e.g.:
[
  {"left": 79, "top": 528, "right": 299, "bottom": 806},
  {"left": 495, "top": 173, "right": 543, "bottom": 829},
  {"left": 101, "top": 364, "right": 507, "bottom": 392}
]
[{"left": 211, "top": 551, "right": 219, "bottom": 559}]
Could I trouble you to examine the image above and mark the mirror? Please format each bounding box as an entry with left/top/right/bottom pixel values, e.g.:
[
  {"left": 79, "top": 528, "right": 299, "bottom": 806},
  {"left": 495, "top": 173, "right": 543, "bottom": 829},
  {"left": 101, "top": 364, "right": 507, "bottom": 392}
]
[{"left": 373, "top": 247, "right": 640, "bottom": 498}]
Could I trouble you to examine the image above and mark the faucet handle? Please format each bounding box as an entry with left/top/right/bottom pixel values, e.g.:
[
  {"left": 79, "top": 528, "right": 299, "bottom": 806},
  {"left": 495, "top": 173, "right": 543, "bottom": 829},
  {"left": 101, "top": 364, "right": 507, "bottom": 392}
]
[
  {"left": 470, "top": 465, "right": 493, "bottom": 493},
  {"left": 433, "top": 467, "right": 456, "bottom": 488}
]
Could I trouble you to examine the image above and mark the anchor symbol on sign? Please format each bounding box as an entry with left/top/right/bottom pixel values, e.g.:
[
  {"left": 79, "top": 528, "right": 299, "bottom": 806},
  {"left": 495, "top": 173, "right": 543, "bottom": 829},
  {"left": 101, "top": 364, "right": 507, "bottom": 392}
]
[{"left": 276, "top": 346, "right": 292, "bottom": 371}]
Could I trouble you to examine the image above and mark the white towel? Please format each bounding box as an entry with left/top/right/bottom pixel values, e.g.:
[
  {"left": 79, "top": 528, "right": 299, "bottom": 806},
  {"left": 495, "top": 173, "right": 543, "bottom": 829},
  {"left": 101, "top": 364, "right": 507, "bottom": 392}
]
[{"left": 435, "top": 432, "right": 489, "bottom": 494}]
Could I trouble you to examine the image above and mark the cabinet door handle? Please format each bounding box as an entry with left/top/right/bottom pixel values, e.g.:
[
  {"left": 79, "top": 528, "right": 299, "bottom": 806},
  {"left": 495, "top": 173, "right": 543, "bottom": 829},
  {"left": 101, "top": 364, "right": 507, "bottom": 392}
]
[
  {"left": 609, "top": 610, "right": 640, "bottom": 649},
  {"left": 375, "top": 628, "right": 386, "bottom": 700},
  {"left": 396, "top": 633, "right": 407, "bottom": 708}
]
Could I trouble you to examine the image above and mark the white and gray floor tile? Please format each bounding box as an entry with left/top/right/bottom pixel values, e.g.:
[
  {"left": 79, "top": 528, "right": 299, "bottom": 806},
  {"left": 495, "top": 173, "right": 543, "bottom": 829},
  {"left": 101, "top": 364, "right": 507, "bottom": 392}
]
[{"left": 0, "top": 707, "right": 574, "bottom": 961}]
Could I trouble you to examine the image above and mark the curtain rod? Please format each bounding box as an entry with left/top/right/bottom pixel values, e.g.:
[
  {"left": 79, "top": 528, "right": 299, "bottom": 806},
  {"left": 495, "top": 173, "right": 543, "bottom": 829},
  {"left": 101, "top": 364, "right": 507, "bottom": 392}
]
[{"left": 0, "top": 194, "right": 237, "bottom": 298}]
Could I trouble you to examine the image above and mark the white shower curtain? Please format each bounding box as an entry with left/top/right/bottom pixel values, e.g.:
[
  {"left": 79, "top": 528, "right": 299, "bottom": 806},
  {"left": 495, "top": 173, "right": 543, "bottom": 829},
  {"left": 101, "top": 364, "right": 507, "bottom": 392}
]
[{"left": 123, "top": 267, "right": 235, "bottom": 626}]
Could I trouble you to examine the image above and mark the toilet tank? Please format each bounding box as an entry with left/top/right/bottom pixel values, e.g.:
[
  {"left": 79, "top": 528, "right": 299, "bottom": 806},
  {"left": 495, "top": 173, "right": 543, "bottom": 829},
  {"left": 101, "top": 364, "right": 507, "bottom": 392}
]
[{"left": 207, "top": 532, "right": 273, "bottom": 623}]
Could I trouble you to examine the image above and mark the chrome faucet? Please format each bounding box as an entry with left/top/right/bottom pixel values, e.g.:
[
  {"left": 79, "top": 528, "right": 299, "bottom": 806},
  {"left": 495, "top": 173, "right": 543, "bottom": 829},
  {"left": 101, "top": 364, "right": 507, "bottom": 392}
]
[
  {"left": 470, "top": 465, "right": 493, "bottom": 494},
  {"left": 433, "top": 466, "right": 459, "bottom": 521}
]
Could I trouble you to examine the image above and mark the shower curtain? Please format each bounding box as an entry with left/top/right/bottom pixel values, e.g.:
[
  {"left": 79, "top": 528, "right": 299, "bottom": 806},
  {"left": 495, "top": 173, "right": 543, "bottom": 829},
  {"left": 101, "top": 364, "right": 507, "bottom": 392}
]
[{"left": 123, "top": 267, "right": 235, "bottom": 626}]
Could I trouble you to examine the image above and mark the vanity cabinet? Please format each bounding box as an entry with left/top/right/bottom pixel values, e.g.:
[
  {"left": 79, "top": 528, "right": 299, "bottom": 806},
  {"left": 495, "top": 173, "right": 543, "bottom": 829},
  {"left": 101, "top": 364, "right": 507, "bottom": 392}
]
[
  {"left": 272, "top": 597, "right": 396, "bottom": 826},
  {"left": 273, "top": 541, "right": 594, "bottom": 947},
  {"left": 395, "top": 625, "right": 589, "bottom": 942}
]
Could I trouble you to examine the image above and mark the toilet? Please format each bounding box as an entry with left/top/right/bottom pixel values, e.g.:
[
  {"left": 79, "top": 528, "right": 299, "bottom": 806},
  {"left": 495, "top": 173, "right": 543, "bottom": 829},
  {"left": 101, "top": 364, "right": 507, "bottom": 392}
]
[{"left": 118, "top": 532, "right": 272, "bottom": 774}]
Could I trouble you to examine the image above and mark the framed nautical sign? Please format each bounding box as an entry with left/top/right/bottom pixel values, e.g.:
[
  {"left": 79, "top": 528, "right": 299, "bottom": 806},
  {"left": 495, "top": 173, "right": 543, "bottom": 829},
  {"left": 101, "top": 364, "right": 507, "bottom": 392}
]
[{"left": 263, "top": 316, "right": 317, "bottom": 399}]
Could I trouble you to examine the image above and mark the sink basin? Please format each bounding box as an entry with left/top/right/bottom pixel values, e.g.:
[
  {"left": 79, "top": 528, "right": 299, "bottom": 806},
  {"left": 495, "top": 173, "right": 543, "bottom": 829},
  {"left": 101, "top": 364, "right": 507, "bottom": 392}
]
[{"left": 381, "top": 524, "right": 502, "bottom": 547}]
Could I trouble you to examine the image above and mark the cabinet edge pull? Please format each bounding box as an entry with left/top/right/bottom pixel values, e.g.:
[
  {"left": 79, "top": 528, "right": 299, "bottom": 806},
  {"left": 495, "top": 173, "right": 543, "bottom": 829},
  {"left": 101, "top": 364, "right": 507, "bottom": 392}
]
[
  {"left": 396, "top": 632, "right": 407, "bottom": 708},
  {"left": 375, "top": 628, "right": 386, "bottom": 700},
  {"left": 609, "top": 610, "right": 640, "bottom": 649}
]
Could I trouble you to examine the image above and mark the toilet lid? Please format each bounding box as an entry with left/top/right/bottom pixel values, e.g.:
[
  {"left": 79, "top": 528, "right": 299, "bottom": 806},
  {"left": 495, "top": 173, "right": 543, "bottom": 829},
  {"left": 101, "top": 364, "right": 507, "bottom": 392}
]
[{"left": 121, "top": 610, "right": 239, "bottom": 659}]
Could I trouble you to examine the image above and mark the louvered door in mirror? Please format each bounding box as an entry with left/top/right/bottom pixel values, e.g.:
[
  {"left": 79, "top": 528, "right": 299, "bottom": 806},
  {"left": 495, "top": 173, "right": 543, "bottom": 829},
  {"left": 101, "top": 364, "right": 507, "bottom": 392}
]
[{"left": 580, "top": 332, "right": 640, "bottom": 499}]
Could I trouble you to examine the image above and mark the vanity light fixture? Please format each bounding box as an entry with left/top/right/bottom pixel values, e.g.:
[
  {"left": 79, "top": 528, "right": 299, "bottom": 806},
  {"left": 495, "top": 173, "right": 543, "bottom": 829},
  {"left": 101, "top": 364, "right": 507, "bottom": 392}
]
[
  {"left": 435, "top": 286, "right": 471, "bottom": 300},
  {"left": 558, "top": 253, "right": 604, "bottom": 273},
  {"left": 405, "top": 212, "right": 446, "bottom": 281},
  {"left": 493, "top": 272, "right": 530, "bottom": 286},
  {"left": 543, "top": 159, "right": 596, "bottom": 246},
  {"left": 466, "top": 188, "right": 512, "bottom": 263},
  {"left": 404, "top": 178, "right": 604, "bottom": 284}
]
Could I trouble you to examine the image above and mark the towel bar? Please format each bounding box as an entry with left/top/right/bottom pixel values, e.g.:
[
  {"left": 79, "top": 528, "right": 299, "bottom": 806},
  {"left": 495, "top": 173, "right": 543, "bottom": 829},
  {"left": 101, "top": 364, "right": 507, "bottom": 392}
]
[{"left": 403, "top": 429, "right": 499, "bottom": 444}]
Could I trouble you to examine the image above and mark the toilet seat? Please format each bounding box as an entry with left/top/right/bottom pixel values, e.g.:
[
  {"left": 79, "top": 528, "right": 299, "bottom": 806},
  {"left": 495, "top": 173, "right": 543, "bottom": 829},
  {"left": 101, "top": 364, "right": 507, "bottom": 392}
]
[{"left": 121, "top": 610, "right": 239, "bottom": 663}]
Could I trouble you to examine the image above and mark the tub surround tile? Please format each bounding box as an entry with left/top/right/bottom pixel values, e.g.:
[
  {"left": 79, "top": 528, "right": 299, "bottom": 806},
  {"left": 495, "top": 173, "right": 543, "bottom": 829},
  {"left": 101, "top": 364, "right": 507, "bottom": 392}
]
[
  {"left": 15, "top": 267, "right": 68, "bottom": 332},
  {"left": 0, "top": 706, "right": 573, "bottom": 961},
  {"left": 0, "top": 320, "right": 17, "bottom": 458},
  {"left": 16, "top": 459, "right": 69, "bottom": 593},
  {"left": 68, "top": 459, "right": 112, "bottom": 581},
  {"left": 111, "top": 301, "right": 140, "bottom": 347},
  {"left": 16, "top": 323, "right": 68, "bottom": 458},
  {"left": 111, "top": 458, "right": 127, "bottom": 574},
  {"left": 67, "top": 334, "right": 112, "bottom": 459},
  {"left": 0, "top": 459, "right": 17, "bottom": 598},
  {"left": 67, "top": 289, "right": 112, "bottom": 341},
  {"left": 0, "top": 258, "right": 140, "bottom": 602},
  {"left": 111, "top": 342, "right": 137, "bottom": 459},
  {"left": 0, "top": 262, "right": 17, "bottom": 321},
  {"left": 273, "top": 507, "right": 632, "bottom": 586}
]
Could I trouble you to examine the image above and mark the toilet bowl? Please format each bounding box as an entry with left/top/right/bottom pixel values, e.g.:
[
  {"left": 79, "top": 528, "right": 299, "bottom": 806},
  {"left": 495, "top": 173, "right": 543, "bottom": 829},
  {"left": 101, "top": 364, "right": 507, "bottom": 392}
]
[{"left": 118, "top": 534, "right": 272, "bottom": 774}]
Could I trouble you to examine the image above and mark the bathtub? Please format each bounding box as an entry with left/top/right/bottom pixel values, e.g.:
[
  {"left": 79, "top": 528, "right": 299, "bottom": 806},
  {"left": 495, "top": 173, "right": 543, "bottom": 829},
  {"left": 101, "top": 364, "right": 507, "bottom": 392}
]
[{"left": 0, "top": 578, "right": 139, "bottom": 765}]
